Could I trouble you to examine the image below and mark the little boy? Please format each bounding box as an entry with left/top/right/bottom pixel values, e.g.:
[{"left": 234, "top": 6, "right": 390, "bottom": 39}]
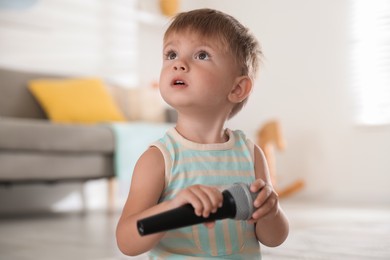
[{"left": 116, "top": 8, "right": 289, "bottom": 259}]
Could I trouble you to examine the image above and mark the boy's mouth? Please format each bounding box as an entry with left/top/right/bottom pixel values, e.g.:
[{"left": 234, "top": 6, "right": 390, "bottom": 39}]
[
  {"left": 174, "top": 80, "right": 185, "bottom": 85},
  {"left": 172, "top": 79, "right": 187, "bottom": 87}
]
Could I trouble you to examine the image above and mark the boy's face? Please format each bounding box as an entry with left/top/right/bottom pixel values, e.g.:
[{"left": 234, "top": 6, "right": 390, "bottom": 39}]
[{"left": 159, "top": 30, "right": 240, "bottom": 116}]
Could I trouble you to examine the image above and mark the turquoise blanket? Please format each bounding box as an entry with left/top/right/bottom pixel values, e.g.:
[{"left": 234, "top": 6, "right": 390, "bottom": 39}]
[{"left": 109, "top": 122, "right": 172, "bottom": 181}]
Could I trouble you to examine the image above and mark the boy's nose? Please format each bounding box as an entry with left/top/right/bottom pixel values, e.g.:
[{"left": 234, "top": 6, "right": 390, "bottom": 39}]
[
  {"left": 174, "top": 65, "right": 186, "bottom": 71},
  {"left": 173, "top": 60, "right": 188, "bottom": 71}
]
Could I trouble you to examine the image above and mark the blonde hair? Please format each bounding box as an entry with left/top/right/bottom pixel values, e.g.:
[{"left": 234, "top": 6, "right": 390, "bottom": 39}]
[{"left": 164, "top": 8, "right": 262, "bottom": 118}]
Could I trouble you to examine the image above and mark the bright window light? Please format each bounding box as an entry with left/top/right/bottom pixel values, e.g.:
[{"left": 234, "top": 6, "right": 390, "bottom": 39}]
[{"left": 351, "top": 0, "right": 390, "bottom": 125}]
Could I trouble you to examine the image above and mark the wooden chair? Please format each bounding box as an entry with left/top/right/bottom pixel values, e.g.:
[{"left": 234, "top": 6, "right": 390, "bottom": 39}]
[{"left": 257, "top": 120, "right": 304, "bottom": 198}]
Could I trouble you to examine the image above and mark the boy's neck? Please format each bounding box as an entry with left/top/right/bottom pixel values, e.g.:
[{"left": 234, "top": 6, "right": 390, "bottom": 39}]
[{"left": 175, "top": 113, "right": 229, "bottom": 144}]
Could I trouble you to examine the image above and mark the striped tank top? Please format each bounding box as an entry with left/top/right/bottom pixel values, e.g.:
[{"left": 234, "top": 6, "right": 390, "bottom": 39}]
[{"left": 149, "top": 128, "right": 261, "bottom": 259}]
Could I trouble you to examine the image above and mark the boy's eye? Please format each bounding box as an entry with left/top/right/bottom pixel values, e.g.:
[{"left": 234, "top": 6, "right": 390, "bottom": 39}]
[
  {"left": 196, "top": 51, "right": 210, "bottom": 60},
  {"left": 165, "top": 51, "right": 177, "bottom": 60}
]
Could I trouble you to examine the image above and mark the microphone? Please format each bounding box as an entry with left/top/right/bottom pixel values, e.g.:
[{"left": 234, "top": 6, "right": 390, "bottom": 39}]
[{"left": 137, "top": 183, "right": 258, "bottom": 236}]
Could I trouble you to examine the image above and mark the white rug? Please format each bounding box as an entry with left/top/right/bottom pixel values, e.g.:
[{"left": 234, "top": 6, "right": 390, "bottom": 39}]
[{"left": 262, "top": 202, "right": 390, "bottom": 259}]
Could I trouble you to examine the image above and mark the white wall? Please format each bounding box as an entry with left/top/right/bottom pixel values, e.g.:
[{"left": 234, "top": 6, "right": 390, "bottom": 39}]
[
  {"left": 0, "top": 0, "right": 144, "bottom": 86},
  {"left": 173, "top": 0, "right": 390, "bottom": 204}
]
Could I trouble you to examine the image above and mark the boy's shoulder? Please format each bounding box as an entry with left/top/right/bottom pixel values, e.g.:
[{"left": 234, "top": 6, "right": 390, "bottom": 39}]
[{"left": 229, "top": 128, "right": 250, "bottom": 140}]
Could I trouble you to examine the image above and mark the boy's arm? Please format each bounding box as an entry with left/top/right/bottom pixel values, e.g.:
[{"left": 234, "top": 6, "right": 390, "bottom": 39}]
[
  {"left": 251, "top": 145, "right": 289, "bottom": 247},
  {"left": 116, "top": 146, "right": 173, "bottom": 256}
]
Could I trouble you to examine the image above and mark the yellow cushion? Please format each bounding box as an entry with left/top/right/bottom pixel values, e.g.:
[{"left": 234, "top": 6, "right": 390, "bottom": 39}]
[{"left": 28, "top": 78, "right": 126, "bottom": 123}]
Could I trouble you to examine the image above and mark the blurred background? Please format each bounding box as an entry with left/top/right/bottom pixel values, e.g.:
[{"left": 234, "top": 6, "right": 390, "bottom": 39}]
[
  {"left": 1, "top": 0, "right": 389, "bottom": 212},
  {"left": 0, "top": 0, "right": 389, "bottom": 259}
]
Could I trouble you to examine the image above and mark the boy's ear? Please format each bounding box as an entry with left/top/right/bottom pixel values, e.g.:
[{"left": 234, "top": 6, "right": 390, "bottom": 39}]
[{"left": 228, "top": 76, "right": 252, "bottom": 103}]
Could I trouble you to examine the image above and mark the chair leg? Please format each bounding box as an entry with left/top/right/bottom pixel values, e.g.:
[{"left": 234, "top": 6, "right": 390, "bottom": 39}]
[
  {"left": 107, "top": 177, "right": 116, "bottom": 214},
  {"left": 80, "top": 182, "right": 87, "bottom": 215}
]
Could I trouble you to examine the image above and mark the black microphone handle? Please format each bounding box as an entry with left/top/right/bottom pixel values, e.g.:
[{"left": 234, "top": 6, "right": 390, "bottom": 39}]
[{"left": 137, "top": 190, "right": 236, "bottom": 236}]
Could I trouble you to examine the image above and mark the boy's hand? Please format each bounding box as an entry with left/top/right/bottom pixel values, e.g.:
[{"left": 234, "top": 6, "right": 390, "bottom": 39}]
[
  {"left": 172, "top": 185, "right": 223, "bottom": 228},
  {"left": 249, "top": 179, "right": 279, "bottom": 223}
]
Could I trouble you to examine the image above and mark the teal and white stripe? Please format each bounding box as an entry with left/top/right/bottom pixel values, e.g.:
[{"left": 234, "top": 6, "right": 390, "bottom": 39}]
[{"left": 150, "top": 128, "right": 261, "bottom": 259}]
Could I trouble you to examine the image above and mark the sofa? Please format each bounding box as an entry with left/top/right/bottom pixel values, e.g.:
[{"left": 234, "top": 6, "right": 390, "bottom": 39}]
[{"left": 0, "top": 67, "right": 170, "bottom": 211}]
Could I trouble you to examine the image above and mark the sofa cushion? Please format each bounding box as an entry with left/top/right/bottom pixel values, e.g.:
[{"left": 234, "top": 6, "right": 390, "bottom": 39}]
[
  {"left": 0, "top": 117, "right": 115, "bottom": 153},
  {"left": 0, "top": 67, "right": 64, "bottom": 119},
  {"left": 28, "top": 78, "right": 126, "bottom": 124},
  {"left": 0, "top": 152, "right": 114, "bottom": 182}
]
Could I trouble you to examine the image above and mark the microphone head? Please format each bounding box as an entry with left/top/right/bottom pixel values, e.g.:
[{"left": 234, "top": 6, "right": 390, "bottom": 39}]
[{"left": 226, "top": 183, "right": 258, "bottom": 220}]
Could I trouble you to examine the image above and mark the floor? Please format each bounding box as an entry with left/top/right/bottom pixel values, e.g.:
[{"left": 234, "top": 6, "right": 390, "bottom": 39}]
[{"left": 0, "top": 199, "right": 389, "bottom": 260}]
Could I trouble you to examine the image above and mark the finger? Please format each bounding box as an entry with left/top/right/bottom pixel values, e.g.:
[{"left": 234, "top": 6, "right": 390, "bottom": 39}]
[
  {"left": 189, "top": 186, "right": 215, "bottom": 218},
  {"left": 180, "top": 189, "right": 204, "bottom": 216},
  {"left": 253, "top": 184, "right": 273, "bottom": 208},
  {"left": 203, "top": 221, "right": 216, "bottom": 229},
  {"left": 200, "top": 187, "right": 223, "bottom": 213},
  {"left": 250, "top": 179, "right": 266, "bottom": 193},
  {"left": 252, "top": 192, "right": 279, "bottom": 220},
  {"left": 196, "top": 186, "right": 223, "bottom": 217}
]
